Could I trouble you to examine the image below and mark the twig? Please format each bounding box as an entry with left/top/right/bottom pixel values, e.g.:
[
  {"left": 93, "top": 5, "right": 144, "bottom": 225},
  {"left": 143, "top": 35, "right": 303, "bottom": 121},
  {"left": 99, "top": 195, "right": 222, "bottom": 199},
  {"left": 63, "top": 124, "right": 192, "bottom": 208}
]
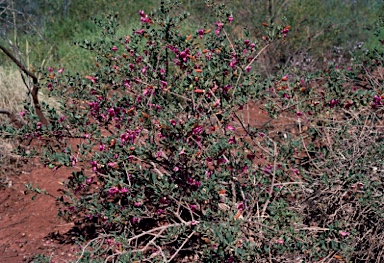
[
  {"left": 0, "top": 44, "right": 48, "bottom": 125},
  {"left": 262, "top": 141, "right": 278, "bottom": 217},
  {"left": 167, "top": 231, "right": 196, "bottom": 262},
  {"left": 128, "top": 221, "right": 198, "bottom": 243}
]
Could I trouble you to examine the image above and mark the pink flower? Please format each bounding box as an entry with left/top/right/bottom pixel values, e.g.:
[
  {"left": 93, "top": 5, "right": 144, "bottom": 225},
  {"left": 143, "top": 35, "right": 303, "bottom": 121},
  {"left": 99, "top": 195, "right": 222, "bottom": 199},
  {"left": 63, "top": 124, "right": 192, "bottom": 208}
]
[
  {"left": 173, "top": 166, "right": 179, "bottom": 172},
  {"left": 160, "top": 80, "right": 167, "bottom": 89},
  {"left": 86, "top": 177, "right": 94, "bottom": 185},
  {"left": 111, "top": 46, "right": 118, "bottom": 52},
  {"left": 192, "top": 125, "right": 203, "bottom": 135},
  {"left": 179, "top": 48, "right": 190, "bottom": 62},
  {"left": 108, "top": 187, "right": 120, "bottom": 196},
  {"left": 58, "top": 68, "right": 64, "bottom": 73},
  {"left": 339, "top": 230, "right": 349, "bottom": 237},
  {"left": 198, "top": 29, "right": 205, "bottom": 38},
  {"left": 70, "top": 156, "right": 77, "bottom": 166},
  {"left": 228, "top": 15, "right": 233, "bottom": 23},
  {"left": 19, "top": 111, "right": 26, "bottom": 117},
  {"left": 170, "top": 119, "right": 177, "bottom": 126},
  {"left": 157, "top": 209, "right": 164, "bottom": 215},
  {"left": 141, "top": 66, "right": 147, "bottom": 74},
  {"left": 123, "top": 79, "right": 131, "bottom": 88},
  {"left": 120, "top": 187, "right": 129, "bottom": 194},
  {"left": 47, "top": 67, "right": 53, "bottom": 73},
  {"left": 215, "top": 22, "right": 224, "bottom": 36},
  {"left": 228, "top": 137, "right": 236, "bottom": 144},
  {"left": 135, "top": 29, "right": 145, "bottom": 35},
  {"left": 276, "top": 239, "right": 284, "bottom": 244},
  {"left": 329, "top": 99, "right": 339, "bottom": 108},
  {"left": 190, "top": 204, "right": 197, "bottom": 211},
  {"left": 245, "top": 65, "right": 252, "bottom": 73},
  {"left": 226, "top": 125, "right": 236, "bottom": 131},
  {"left": 108, "top": 162, "right": 118, "bottom": 168},
  {"left": 229, "top": 59, "right": 237, "bottom": 69},
  {"left": 213, "top": 99, "right": 220, "bottom": 108},
  {"left": 99, "top": 142, "right": 106, "bottom": 151}
]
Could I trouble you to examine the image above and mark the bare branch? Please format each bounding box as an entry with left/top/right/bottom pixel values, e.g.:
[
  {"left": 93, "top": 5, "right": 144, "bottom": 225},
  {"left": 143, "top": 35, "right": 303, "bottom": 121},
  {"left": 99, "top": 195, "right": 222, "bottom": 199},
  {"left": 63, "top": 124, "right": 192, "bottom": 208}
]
[{"left": 0, "top": 43, "right": 48, "bottom": 125}]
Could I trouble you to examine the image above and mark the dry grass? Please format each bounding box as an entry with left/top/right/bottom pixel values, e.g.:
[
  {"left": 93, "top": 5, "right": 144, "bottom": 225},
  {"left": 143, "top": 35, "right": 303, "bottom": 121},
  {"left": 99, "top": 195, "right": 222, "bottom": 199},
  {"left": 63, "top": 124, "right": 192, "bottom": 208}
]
[
  {"left": 0, "top": 67, "right": 27, "bottom": 179},
  {"left": 0, "top": 66, "right": 60, "bottom": 178},
  {"left": 0, "top": 66, "right": 27, "bottom": 123}
]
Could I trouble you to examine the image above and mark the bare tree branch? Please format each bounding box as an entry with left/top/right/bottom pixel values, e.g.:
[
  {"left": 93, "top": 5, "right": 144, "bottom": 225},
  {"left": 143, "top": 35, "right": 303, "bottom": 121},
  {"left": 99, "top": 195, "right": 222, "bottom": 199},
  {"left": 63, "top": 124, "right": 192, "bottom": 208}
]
[{"left": 0, "top": 43, "right": 48, "bottom": 125}]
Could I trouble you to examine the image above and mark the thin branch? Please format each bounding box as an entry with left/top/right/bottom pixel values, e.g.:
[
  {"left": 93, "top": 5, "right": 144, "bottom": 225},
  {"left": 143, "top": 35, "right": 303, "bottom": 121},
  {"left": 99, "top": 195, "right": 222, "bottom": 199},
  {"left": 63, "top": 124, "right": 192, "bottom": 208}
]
[
  {"left": 0, "top": 43, "right": 48, "bottom": 125},
  {"left": 167, "top": 231, "right": 195, "bottom": 262}
]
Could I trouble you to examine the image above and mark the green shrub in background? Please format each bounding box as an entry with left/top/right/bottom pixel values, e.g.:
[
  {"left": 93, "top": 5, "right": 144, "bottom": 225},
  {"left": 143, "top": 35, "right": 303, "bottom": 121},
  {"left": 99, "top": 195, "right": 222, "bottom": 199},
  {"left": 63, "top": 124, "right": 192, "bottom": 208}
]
[{"left": 1, "top": 0, "right": 383, "bottom": 74}]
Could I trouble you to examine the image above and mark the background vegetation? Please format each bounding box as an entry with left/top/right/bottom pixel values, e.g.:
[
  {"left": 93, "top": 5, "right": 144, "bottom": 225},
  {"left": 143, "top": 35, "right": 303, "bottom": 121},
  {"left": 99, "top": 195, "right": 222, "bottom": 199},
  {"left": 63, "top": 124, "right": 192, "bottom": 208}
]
[{"left": 1, "top": 0, "right": 383, "bottom": 73}]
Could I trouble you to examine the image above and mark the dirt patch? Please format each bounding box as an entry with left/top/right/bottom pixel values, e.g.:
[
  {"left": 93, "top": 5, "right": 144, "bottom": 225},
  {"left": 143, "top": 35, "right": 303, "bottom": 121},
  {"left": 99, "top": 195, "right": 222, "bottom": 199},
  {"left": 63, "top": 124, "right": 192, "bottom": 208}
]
[{"left": 0, "top": 166, "right": 78, "bottom": 263}]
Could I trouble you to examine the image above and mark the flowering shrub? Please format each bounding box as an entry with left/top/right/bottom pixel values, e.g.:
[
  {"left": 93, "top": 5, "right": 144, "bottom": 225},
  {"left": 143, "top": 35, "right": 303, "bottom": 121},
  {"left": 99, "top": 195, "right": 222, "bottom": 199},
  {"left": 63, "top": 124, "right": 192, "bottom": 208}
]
[{"left": 5, "top": 1, "right": 384, "bottom": 262}]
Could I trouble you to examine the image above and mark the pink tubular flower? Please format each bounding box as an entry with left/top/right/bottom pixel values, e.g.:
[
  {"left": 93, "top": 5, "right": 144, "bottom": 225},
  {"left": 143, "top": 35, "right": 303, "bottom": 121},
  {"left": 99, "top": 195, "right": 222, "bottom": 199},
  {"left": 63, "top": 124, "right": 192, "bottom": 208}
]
[
  {"left": 228, "top": 137, "right": 236, "bottom": 144},
  {"left": 192, "top": 125, "right": 203, "bottom": 135},
  {"left": 157, "top": 209, "right": 164, "bottom": 215},
  {"left": 229, "top": 59, "right": 237, "bottom": 69},
  {"left": 58, "top": 68, "right": 64, "bottom": 73},
  {"left": 190, "top": 204, "right": 197, "bottom": 212},
  {"left": 198, "top": 29, "right": 205, "bottom": 38},
  {"left": 120, "top": 187, "right": 129, "bottom": 194},
  {"left": 215, "top": 22, "right": 224, "bottom": 36},
  {"left": 339, "top": 230, "right": 349, "bottom": 237},
  {"left": 213, "top": 98, "right": 220, "bottom": 108},
  {"left": 329, "top": 99, "right": 339, "bottom": 108},
  {"left": 111, "top": 46, "right": 118, "bottom": 52},
  {"left": 108, "top": 187, "right": 120, "bottom": 196},
  {"left": 135, "top": 29, "right": 145, "bottom": 35},
  {"left": 179, "top": 48, "right": 190, "bottom": 62},
  {"left": 276, "top": 239, "right": 284, "bottom": 244},
  {"left": 226, "top": 125, "right": 235, "bottom": 131},
  {"left": 228, "top": 15, "right": 233, "bottom": 23},
  {"left": 170, "top": 119, "right": 177, "bottom": 126}
]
